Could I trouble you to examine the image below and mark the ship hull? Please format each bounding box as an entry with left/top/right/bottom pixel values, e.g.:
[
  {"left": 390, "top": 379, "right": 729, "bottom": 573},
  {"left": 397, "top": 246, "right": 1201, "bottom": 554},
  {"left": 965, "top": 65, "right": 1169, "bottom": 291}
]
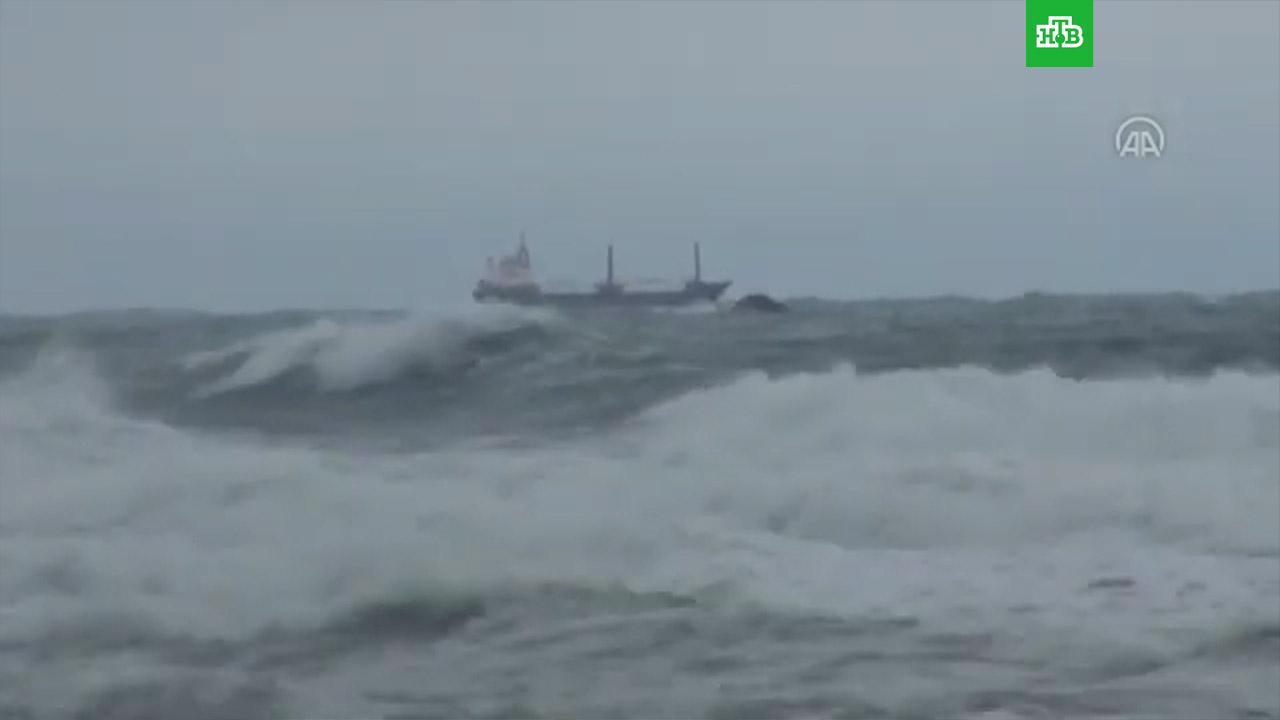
[{"left": 474, "top": 281, "right": 731, "bottom": 307}]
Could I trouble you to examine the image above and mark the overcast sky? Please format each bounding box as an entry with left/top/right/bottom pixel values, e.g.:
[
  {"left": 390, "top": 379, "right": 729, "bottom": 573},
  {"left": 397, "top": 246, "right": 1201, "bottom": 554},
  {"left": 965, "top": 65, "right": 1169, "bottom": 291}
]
[{"left": 1, "top": 0, "right": 1277, "bottom": 312}]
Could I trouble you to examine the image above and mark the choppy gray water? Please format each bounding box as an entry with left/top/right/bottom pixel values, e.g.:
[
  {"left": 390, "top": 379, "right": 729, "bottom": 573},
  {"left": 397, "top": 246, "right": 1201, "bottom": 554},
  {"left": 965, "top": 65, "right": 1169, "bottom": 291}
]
[{"left": 1, "top": 292, "right": 1278, "bottom": 719}]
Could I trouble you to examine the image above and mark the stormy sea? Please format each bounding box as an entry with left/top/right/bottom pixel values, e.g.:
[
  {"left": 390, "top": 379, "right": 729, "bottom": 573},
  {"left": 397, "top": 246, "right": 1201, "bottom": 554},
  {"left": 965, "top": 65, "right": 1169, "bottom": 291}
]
[{"left": 1, "top": 291, "right": 1278, "bottom": 720}]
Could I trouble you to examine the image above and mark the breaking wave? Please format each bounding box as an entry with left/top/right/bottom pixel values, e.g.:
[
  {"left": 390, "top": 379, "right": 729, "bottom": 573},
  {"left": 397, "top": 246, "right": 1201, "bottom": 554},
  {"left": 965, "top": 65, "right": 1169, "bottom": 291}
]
[
  {"left": 2, "top": 347, "right": 1276, "bottom": 651},
  {"left": 183, "top": 304, "right": 559, "bottom": 396}
]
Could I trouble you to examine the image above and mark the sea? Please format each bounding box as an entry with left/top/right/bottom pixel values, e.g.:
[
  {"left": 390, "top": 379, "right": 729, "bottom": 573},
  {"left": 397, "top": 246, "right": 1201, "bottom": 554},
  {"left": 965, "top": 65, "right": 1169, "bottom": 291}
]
[{"left": 1, "top": 291, "right": 1278, "bottom": 720}]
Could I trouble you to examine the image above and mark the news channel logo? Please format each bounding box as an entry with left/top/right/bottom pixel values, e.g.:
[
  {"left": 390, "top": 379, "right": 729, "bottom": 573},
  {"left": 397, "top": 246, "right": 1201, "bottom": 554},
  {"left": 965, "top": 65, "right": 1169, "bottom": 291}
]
[{"left": 1027, "top": 0, "right": 1093, "bottom": 67}]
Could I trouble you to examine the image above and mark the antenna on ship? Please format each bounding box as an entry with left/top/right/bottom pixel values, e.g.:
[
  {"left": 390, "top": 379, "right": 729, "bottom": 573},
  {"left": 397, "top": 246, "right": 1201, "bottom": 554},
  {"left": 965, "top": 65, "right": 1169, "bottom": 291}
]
[
  {"left": 606, "top": 244, "right": 615, "bottom": 286},
  {"left": 694, "top": 242, "right": 702, "bottom": 282}
]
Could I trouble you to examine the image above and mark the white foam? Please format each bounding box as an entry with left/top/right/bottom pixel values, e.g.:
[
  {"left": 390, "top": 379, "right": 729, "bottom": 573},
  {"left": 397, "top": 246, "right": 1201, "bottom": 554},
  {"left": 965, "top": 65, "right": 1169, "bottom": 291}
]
[
  {"left": 628, "top": 364, "right": 1280, "bottom": 553},
  {"left": 647, "top": 301, "right": 722, "bottom": 315},
  {"left": 0, "top": 353, "right": 1276, "bottom": 649}
]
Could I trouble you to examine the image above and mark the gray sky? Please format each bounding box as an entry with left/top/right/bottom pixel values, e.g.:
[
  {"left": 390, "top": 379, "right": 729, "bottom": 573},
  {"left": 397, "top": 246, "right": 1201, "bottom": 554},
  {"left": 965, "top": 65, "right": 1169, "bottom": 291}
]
[{"left": 1, "top": 0, "right": 1277, "bottom": 312}]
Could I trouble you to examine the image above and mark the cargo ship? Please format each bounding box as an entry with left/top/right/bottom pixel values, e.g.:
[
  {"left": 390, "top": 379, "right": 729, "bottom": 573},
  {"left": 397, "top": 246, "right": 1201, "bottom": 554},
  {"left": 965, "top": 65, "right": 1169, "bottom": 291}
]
[{"left": 472, "top": 236, "right": 731, "bottom": 307}]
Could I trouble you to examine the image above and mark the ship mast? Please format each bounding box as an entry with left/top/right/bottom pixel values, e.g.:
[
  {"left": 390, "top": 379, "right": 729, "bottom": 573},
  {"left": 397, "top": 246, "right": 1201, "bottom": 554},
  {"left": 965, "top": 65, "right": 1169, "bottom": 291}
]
[
  {"left": 516, "top": 230, "right": 530, "bottom": 268},
  {"left": 596, "top": 243, "right": 622, "bottom": 295}
]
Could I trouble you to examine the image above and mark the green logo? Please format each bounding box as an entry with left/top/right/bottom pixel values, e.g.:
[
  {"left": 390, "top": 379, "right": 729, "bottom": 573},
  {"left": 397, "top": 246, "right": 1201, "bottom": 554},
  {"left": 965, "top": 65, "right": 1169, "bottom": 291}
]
[{"left": 1026, "top": 0, "right": 1093, "bottom": 67}]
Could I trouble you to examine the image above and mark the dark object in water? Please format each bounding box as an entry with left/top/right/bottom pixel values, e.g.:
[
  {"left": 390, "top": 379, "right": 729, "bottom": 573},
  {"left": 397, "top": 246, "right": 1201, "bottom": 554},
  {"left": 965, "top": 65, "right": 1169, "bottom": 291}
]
[
  {"left": 733, "top": 293, "right": 788, "bottom": 313},
  {"left": 1085, "top": 576, "right": 1137, "bottom": 591}
]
